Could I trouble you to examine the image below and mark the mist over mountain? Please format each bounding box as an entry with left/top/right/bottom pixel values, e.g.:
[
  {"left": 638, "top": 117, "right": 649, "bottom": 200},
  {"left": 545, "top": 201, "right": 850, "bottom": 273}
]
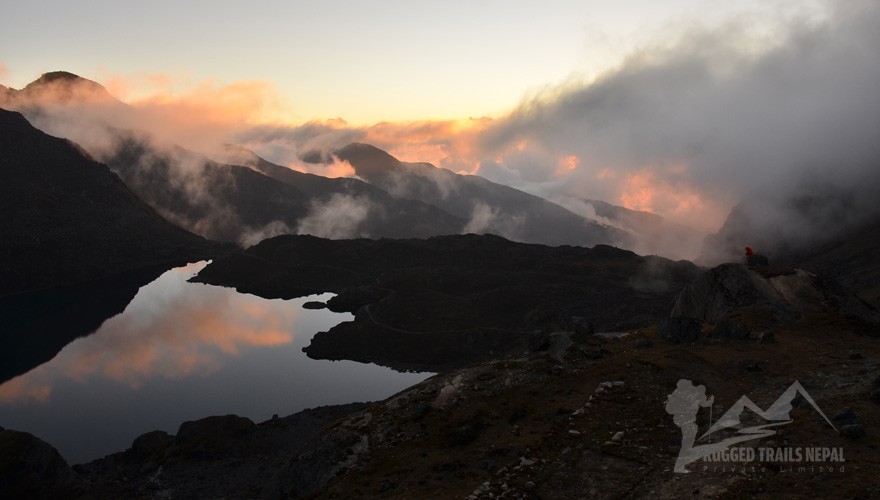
[
  {"left": 0, "top": 72, "right": 651, "bottom": 252},
  {"left": 223, "top": 145, "right": 466, "bottom": 239},
  {"left": 0, "top": 108, "right": 220, "bottom": 296},
  {"left": 576, "top": 199, "right": 703, "bottom": 260},
  {"left": 699, "top": 184, "right": 880, "bottom": 267},
  {"left": 334, "top": 143, "right": 630, "bottom": 248}
]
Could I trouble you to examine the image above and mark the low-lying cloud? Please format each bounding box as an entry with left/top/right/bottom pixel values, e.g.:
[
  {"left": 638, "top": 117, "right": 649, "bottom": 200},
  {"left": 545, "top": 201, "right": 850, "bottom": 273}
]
[
  {"left": 463, "top": 202, "right": 526, "bottom": 241},
  {"left": 296, "top": 194, "right": 372, "bottom": 239}
]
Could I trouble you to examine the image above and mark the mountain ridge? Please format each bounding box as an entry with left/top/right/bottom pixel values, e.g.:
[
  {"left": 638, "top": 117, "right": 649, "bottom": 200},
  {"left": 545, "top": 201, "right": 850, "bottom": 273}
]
[
  {"left": 0, "top": 107, "right": 225, "bottom": 296},
  {"left": 334, "top": 143, "right": 632, "bottom": 248}
]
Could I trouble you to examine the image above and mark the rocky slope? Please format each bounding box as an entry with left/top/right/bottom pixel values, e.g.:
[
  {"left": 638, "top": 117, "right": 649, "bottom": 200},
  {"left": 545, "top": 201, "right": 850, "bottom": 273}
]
[{"left": 5, "top": 258, "right": 879, "bottom": 499}]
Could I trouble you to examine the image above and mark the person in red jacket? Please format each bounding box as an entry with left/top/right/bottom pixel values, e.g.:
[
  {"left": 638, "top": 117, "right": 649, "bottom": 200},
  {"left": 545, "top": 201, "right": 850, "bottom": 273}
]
[{"left": 745, "top": 246, "right": 768, "bottom": 267}]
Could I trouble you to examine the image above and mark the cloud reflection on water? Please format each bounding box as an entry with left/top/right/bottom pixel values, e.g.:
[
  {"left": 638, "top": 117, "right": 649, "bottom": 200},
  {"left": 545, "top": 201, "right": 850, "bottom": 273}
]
[{"left": 0, "top": 262, "right": 301, "bottom": 402}]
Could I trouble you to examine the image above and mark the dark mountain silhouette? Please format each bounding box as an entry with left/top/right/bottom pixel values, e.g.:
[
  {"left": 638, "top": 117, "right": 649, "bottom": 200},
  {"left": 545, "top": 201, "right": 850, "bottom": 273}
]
[
  {"left": 0, "top": 108, "right": 222, "bottom": 296},
  {"left": 223, "top": 145, "right": 466, "bottom": 238},
  {"left": 334, "top": 143, "right": 631, "bottom": 248},
  {"left": 100, "top": 137, "right": 466, "bottom": 243},
  {"left": 3, "top": 73, "right": 467, "bottom": 243}
]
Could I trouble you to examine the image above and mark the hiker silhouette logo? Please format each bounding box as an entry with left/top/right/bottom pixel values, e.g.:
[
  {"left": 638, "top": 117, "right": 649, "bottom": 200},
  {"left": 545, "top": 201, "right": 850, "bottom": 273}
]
[{"left": 665, "top": 379, "right": 842, "bottom": 473}]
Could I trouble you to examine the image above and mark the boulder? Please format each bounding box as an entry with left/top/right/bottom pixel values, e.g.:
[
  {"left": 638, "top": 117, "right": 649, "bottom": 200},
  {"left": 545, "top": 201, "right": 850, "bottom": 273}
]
[
  {"left": 126, "top": 430, "right": 174, "bottom": 462},
  {"left": 171, "top": 415, "right": 257, "bottom": 459},
  {"left": 670, "top": 264, "right": 794, "bottom": 323},
  {"left": 657, "top": 317, "right": 701, "bottom": 342},
  {"left": 0, "top": 429, "right": 83, "bottom": 498}
]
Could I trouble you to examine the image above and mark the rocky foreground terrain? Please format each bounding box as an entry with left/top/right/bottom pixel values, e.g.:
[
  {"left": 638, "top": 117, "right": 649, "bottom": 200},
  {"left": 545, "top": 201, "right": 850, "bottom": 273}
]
[{"left": 2, "top": 234, "right": 879, "bottom": 499}]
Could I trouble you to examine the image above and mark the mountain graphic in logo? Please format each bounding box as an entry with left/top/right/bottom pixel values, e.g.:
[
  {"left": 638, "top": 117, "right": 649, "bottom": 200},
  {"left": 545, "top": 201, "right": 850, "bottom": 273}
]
[
  {"left": 665, "top": 380, "right": 837, "bottom": 473},
  {"left": 701, "top": 380, "right": 837, "bottom": 439}
]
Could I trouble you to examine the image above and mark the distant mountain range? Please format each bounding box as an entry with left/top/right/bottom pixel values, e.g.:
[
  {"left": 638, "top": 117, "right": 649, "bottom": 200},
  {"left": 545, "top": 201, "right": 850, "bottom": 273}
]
[
  {"left": 579, "top": 199, "right": 703, "bottom": 261},
  {"left": 1, "top": 71, "right": 710, "bottom": 261},
  {"left": 332, "top": 143, "right": 631, "bottom": 248}
]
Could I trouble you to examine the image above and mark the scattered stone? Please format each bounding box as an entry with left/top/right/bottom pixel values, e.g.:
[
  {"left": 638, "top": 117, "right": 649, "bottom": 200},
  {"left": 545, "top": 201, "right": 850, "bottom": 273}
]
[
  {"left": 611, "top": 431, "right": 624, "bottom": 442},
  {"left": 759, "top": 331, "right": 777, "bottom": 343},
  {"left": 596, "top": 382, "right": 613, "bottom": 392},
  {"left": 568, "top": 430, "right": 581, "bottom": 436},
  {"left": 547, "top": 332, "right": 574, "bottom": 362},
  {"left": 712, "top": 320, "right": 750, "bottom": 340},
  {"left": 524, "top": 481, "right": 536, "bottom": 489},
  {"left": 302, "top": 301, "right": 327, "bottom": 310},
  {"left": 658, "top": 317, "right": 702, "bottom": 343},
  {"left": 519, "top": 457, "right": 536, "bottom": 467}
]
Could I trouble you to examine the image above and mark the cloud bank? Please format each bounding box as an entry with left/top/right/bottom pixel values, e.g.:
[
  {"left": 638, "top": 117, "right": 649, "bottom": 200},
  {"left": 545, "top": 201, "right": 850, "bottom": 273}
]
[{"left": 230, "top": 2, "right": 880, "bottom": 235}]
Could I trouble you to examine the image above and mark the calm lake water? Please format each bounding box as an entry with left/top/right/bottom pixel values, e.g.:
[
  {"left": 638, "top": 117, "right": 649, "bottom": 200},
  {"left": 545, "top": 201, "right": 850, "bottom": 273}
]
[{"left": 0, "top": 261, "right": 431, "bottom": 464}]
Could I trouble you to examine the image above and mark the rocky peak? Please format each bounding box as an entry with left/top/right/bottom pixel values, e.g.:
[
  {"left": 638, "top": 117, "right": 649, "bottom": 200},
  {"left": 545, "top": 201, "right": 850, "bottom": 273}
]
[
  {"left": 334, "top": 142, "right": 402, "bottom": 177},
  {"left": 670, "top": 262, "right": 880, "bottom": 328},
  {"left": 20, "top": 71, "right": 117, "bottom": 105}
]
